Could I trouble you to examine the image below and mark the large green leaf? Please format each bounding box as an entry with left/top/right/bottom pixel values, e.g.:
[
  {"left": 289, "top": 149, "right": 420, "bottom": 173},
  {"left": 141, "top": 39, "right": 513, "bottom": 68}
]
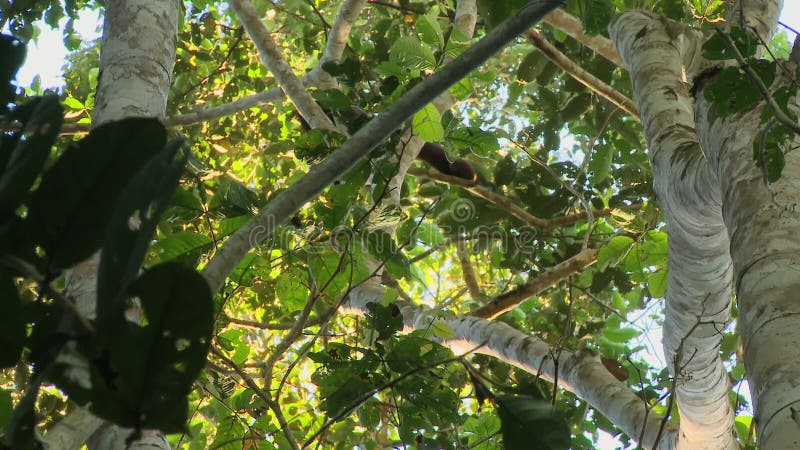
[
  {"left": 496, "top": 395, "right": 570, "bottom": 450},
  {"left": 24, "top": 118, "right": 167, "bottom": 271},
  {"left": 389, "top": 36, "right": 436, "bottom": 71},
  {"left": 90, "top": 263, "right": 212, "bottom": 432},
  {"left": 97, "top": 139, "right": 189, "bottom": 323}
]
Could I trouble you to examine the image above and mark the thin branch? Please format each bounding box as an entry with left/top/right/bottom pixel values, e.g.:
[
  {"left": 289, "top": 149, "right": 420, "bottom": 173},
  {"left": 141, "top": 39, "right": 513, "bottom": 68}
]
[
  {"left": 410, "top": 166, "right": 644, "bottom": 232},
  {"left": 470, "top": 247, "right": 598, "bottom": 318},
  {"left": 408, "top": 166, "right": 549, "bottom": 227},
  {"left": 262, "top": 292, "right": 318, "bottom": 383},
  {"left": 59, "top": 0, "right": 368, "bottom": 134},
  {"left": 202, "top": 0, "right": 565, "bottom": 293},
  {"left": 526, "top": 29, "right": 639, "bottom": 120},
  {"left": 229, "top": 0, "right": 339, "bottom": 132},
  {"left": 302, "top": 346, "right": 483, "bottom": 448}
]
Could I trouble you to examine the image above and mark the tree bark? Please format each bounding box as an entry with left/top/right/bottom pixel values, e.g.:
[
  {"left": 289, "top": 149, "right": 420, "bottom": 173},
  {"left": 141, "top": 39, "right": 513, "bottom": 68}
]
[{"left": 42, "top": 0, "right": 180, "bottom": 448}]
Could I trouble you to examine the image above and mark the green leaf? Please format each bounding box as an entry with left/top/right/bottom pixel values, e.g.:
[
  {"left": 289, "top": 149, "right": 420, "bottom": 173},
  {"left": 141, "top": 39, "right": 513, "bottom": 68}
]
[
  {"left": 149, "top": 231, "right": 213, "bottom": 266},
  {"left": 0, "top": 268, "right": 24, "bottom": 368},
  {"left": 62, "top": 97, "right": 84, "bottom": 109},
  {"left": 0, "top": 96, "right": 63, "bottom": 222},
  {"left": 477, "top": 0, "right": 530, "bottom": 30},
  {"left": 450, "top": 127, "right": 499, "bottom": 155},
  {"left": 496, "top": 395, "right": 570, "bottom": 450},
  {"left": 412, "top": 103, "right": 444, "bottom": 142},
  {"left": 415, "top": 221, "right": 444, "bottom": 246},
  {"left": 597, "top": 236, "right": 634, "bottom": 270},
  {"left": 517, "top": 49, "right": 548, "bottom": 82},
  {"left": 647, "top": 268, "right": 668, "bottom": 298},
  {"left": 589, "top": 144, "right": 613, "bottom": 183},
  {"left": 582, "top": 0, "right": 614, "bottom": 36},
  {"left": 431, "top": 321, "right": 455, "bottom": 339},
  {"left": 416, "top": 13, "right": 443, "bottom": 47},
  {"left": 24, "top": 118, "right": 167, "bottom": 271},
  {"left": 494, "top": 155, "right": 517, "bottom": 186},
  {"left": 365, "top": 302, "right": 404, "bottom": 341},
  {"left": 449, "top": 77, "right": 473, "bottom": 100},
  {"left": 703, "top": 28, "right": 757, "bottom": 61},
  {"left": 0, "top": 390, "right": 11, "bottom": 429},
  {"left": 276, "top": 268, "right": 309, "bottom": 312},
  {"left": 91, "top": 263, "right": 213, "bottom": 432},
  {"left": 603, "top": 326, "right": 640, "bottom": 343},
  {"left": 389, "top": 36, "right": 436, "bottom": 71},
  {"left": 97, "top": 140, "right": 189, "bottom": 323},
  {"left": 704, "top": 66, "right": 762, "bottom": 117},
  {"left": 307, "top": 246, "right": 371, "bottom": 299}
]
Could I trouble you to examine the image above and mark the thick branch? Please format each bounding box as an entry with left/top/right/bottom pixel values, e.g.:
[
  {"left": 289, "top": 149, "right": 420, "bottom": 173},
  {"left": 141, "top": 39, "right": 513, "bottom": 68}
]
[
  {"left": 202, "top": 0, "right": 565, "bottom": 293},
  {"left": 342, "top": 279, "right": 678, "bottom": 449},
  {"left": 543, "top": 9, "right": 625, "bottom": 68}
]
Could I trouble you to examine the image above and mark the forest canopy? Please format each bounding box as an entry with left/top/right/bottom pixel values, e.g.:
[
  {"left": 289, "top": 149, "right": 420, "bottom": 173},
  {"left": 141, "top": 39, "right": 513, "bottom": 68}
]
[{"left": 1, "top": 0, "right": 798, "bottom": 449}]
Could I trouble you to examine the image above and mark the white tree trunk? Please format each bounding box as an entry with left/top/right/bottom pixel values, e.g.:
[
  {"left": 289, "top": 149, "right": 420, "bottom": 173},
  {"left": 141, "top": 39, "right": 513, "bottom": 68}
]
[
  {"left": 611, "top": 0, "right": 786, "bottom": 448},
  {"left": 42, "top": 0, "right": 180, "bottom": 448},
  {"left": 610, "top": 12, "right": 735, "bottom": 449}
]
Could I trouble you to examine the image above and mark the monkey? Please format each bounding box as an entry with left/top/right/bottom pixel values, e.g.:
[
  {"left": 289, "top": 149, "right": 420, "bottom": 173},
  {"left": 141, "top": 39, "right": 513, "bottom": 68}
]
[{"left": 416, "top": 142, "right": 477, "bottom": 181}]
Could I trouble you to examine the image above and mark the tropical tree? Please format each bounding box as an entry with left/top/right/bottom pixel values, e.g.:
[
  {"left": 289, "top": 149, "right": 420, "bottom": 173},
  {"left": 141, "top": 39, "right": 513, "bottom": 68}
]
[{"left": 0, "top": 0, "right": 796, "bottom": 449}]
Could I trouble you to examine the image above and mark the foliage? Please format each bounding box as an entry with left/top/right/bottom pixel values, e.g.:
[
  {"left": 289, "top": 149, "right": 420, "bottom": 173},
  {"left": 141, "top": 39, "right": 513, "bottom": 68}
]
[
  {"left": 0, "top": 35, "right": 213, "bottom": 447},
  {"left": 0, "top": 0, "right": 781, "bottom": 448}
]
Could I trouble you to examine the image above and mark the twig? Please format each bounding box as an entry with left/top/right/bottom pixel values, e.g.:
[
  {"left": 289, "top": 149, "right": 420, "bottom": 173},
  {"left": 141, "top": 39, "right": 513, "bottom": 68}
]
[
  {"left": 302, "top": 343, "right": 485, "bottom": 448},
  {"left": 211, "top": 346, "right": 301, "bottom": 450}
]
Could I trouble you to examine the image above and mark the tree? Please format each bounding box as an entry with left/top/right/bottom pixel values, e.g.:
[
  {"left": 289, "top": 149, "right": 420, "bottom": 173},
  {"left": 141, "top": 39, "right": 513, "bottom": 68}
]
[{"left": 0, "top": 0, "right": 796, "bottom": 448}]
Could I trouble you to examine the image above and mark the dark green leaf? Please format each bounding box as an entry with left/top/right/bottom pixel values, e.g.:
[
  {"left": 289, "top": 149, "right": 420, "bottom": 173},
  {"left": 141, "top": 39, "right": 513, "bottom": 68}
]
[
  {"left": 703, "top": 66, "right": 761, "bottom": 117},
  {"left": 25, "top": 118, "right": 167, "bottom": 271},
  {"left": 365, "top": 302, "right": 404, "bottom": 341},
  {"left": 496, "top": 395, "right": 570, "bottom": 450},
  {"left": 493, "top": 155, "right": 517, "bottom": 186},
  {"left": 0, "top": 96, "right": 62, "bottom": 222},
  {"left": 97, "top": 140, "right": 189, "bottom": 323},
  {"left": 703, "top": 28, "right": 757, "bottom": 61},
  {"left": 582, "top": 0, "right": 614, "bottom": 36},
  {"left": 0, "top": 390, "right": 11, "bottom": 429},
  {"left": 0, "top": 268, "right": 24, "bottom": 368},
  {"left": 477, "top": 0, "right": 530, "bottom": 30},
  {"left": 0, "top": 35, "right": 26, "bottom": 112},
  {"left": 517, "top": 49, "right": 547, "bottom": 82},
  {"left": 88, "top": 263, "right": 213, "bottom": 432}
]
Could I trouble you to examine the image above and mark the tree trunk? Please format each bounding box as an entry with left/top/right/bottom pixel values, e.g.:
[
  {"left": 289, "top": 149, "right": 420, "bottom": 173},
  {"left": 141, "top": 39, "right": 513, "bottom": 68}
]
[{"left": 42, "top": 0, "right": 179, "bottom": 448}]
